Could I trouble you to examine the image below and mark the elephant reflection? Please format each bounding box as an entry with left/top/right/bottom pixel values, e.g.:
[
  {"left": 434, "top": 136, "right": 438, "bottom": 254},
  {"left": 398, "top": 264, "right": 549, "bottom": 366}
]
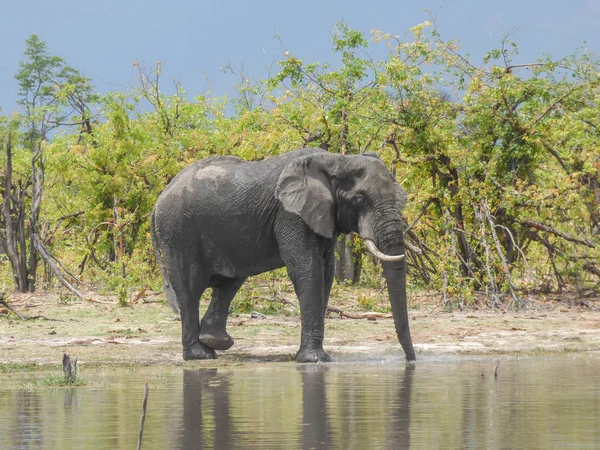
[
  {"left": 389, "top": 364, "right": 414, "bottom": 448},
  {"left": 309, "top": 365, "right": 414, "bottom": 450},
  {"left": 180, "top": 369, "right": 234, "bottom": 449},
  {"left": 179, "top": 365, "right": 414, "bottom": 449},
  {"left": 300, "top": 366, "right": 332, "bottom": 449}
]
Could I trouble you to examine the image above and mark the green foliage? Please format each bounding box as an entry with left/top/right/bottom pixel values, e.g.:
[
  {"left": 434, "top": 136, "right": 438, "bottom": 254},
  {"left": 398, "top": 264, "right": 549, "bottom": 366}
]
[
  {"left": 2, "top": 23, "right": 599, "bottom": 305},
  {"left": 16, "top": 34, "right": 97, "bottom": 144},
  {"left": 1, "top": 34, "right": 99, "bottom": 292},
  {"left": 18, "top": 373, "right": 87, "bottom": 390},
  {"left": 229, "top": 276, "right": 293, "bottom": 316}
]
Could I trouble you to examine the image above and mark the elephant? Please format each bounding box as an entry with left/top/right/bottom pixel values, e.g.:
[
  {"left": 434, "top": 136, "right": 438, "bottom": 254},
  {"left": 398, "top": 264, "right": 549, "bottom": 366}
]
[{"left": 151, "top": 147, "right": 416, "bottom": 363}]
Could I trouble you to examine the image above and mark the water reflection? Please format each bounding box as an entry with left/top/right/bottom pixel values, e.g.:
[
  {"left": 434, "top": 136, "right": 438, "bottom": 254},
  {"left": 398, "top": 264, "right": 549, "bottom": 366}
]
[
  {"left": 177, "top": 363, "right": 415, "bottom": 449},
  {"left": 389, "top": 364, "right": 413, "bottom": 448},
  {"left": 181, "top": 369, "right": 234, "bottom": 449},
  {"left": 12, "top": 391, "right": 43, "bottom": 448},
  {"left": 1, "top": 355, "right": 599, "bottom": 449},
  {"left": 300, "top": 365, "right": 332, "bottom": 449}
]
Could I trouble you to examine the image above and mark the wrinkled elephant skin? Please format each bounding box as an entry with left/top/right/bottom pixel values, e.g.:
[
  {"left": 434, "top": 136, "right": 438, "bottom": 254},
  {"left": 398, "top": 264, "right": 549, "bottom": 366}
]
[{"left": 151, "top": 148, "right": 416, "bottom": 362}]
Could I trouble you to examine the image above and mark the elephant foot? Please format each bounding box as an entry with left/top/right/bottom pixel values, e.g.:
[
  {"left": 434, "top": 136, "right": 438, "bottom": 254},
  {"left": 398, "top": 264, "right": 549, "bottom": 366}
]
[
  {"left": 198, "top": 331, "right": 234, "bottom": 351},
  {"left": 183, "top": 341, "right": 217, "bottom": 360},
  {"left": 296, "top": 347, "right": 331, "bottom": 363}
]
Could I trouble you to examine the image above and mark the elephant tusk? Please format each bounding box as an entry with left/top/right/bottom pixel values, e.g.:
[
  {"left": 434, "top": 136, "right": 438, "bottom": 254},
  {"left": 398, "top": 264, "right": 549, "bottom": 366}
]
[{"left": 364, "top": 239, "right": 405, "bottom": 262}]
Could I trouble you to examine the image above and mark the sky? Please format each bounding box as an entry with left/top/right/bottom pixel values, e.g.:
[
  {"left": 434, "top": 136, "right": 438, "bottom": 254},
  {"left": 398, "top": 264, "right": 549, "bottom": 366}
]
[{"left": 0, "top": 0, "right": 599, "bottom": 114}]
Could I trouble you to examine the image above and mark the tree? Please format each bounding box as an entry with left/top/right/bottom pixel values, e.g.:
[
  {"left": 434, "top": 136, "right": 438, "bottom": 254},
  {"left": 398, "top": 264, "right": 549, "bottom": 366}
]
[
  {"left": 4, "top": 23, "right": 597, "bottom": 304},
  {"left": 0, "top": 35, "right": 96, "bottom": 293}
]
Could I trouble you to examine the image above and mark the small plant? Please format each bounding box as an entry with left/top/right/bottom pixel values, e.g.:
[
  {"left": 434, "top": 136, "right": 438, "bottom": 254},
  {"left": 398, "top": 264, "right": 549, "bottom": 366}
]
[
  {"left": 231, "top": 295, "right": 254, "bottom": 314},
  {"left": 46, "top": 372, "right": 87, "bottom": 387},
  {"left": 18, "top": 373, "right": 87, "bottom": 390},
  {"left": 117, "top": 284, "right": 129, "bottom": 307},
  {"left": 357, "top": 294, "right": 375, "bottom": 311},
  {"left": 58, "top": 294, "right": 76, "bottom": 305}
]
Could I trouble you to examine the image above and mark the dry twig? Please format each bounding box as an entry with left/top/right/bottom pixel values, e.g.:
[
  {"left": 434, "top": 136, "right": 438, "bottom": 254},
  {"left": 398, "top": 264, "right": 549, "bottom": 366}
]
[
  {"left": 137, "top": 383, "right": 150, "bottom": 450},
  {"left": 327, "top": 306, "right": 392, "bottom": 320}
]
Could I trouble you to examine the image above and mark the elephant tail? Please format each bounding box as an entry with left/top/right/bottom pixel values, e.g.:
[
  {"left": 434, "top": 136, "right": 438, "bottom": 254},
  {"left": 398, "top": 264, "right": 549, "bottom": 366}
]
[{"left": 151, "top": 209, "right": 180, "bottom": 315}]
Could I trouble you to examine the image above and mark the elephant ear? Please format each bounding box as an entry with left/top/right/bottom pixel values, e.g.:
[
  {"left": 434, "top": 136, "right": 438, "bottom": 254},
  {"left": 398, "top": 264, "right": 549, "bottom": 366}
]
[
  {"left": 395, "top": 183, "right": 408, "bottom": 210},
  {"left": 276, "top": 153, "right": 336, "bottom": 239}
]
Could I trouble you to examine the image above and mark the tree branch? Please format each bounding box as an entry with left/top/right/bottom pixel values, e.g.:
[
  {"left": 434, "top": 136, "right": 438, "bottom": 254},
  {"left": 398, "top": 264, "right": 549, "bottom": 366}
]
[
  {"left": 482, "top": 200, "right": 522, "bottom": 305},
  {"left": 32, "top": 233, "right": 84, "bottom": 301},
  {"left": 520, "top": 218, "right": 594, "bottom": 247}
]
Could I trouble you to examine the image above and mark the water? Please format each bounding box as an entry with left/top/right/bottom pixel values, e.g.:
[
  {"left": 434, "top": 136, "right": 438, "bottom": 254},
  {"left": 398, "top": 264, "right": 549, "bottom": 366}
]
[{"left": 1, "top": 353, "right": 599, "bottom": 449}]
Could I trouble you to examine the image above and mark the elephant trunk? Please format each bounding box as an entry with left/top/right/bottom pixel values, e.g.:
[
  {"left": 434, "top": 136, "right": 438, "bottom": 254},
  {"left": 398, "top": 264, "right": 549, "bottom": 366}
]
[
  {"left": 368, "top": 217, "right": 416, "bottom": 361},
  {"left": 382, "top": 254, "right": 416, "bottom": 361}
]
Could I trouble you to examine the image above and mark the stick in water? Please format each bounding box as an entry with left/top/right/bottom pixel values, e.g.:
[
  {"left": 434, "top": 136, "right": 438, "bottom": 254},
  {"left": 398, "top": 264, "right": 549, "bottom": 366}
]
[{"left": 137, "top": 383, "right": 150, "bottom": 450}]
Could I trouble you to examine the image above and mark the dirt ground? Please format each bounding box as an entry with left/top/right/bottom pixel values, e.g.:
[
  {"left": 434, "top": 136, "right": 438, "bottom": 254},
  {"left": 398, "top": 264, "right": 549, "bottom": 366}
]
[{"left": 1, "top": 288, "right": 600, "bottom": 370}]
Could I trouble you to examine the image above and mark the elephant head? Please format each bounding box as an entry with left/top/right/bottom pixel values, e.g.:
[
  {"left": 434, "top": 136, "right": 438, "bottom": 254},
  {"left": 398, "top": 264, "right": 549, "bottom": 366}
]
[{"left": 276, "top": 150, "right": 416, "bottom": 361}]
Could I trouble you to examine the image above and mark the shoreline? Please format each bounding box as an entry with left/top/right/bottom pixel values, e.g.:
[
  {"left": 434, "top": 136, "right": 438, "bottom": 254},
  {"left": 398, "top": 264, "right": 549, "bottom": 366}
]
[{"left": 2, "top": 290, "right": 599, "bottom": 372}]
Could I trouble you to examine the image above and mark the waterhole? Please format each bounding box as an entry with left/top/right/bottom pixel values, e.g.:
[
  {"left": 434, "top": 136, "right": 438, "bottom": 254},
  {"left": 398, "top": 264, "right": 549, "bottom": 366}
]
[{"left": 1, "top": 353, "right": 599, "bottom": 449}]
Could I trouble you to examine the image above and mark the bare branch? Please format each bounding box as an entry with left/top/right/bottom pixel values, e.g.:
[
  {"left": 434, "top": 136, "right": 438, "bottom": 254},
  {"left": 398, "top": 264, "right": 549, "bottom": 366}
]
[
  {"left": 32, "top": 233, "right": 84, "bottom": 301},
  {"left": 482, "top": 200, "right": 522, "bottom": 305},
  {"left": 521, "top": 218, "right": 594, "bottom": 247}
]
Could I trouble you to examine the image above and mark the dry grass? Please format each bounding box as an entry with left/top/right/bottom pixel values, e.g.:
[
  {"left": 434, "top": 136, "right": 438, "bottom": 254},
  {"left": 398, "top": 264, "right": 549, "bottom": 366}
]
[{"left": 1, "top": 286, "right": 599, "bottom": 371}]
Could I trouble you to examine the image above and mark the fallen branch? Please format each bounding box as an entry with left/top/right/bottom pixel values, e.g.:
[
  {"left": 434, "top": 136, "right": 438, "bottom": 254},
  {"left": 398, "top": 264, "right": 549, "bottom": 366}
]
[
  {"left": 46, "top": 248, "right": 89, "bottom": 287},
  {"left": 327, "top": 306, "right": 392, "bottom": 320},
  {"left": 27, "top": 315, "right": 61, "bottom": 321},
  {"left": 32, "top": 233, "right": 84, "bottom": 301},
  {"left": 0, "top": 298, "right": 29, "bottom": 320},
  {"left": 85, "top": 298, "right": 117, "bottom": 305},
  {"left": 248, "top": 295, "right": 299, "bottom": 309},
  {"left": 105, "top": 339, "right": 132, "bottom": 344},
  {"left": 0, "top": 296, "right": 59, "bottom": 321},
  {"left": 131, "top": 286, "right": 147, "bottom": 304}
]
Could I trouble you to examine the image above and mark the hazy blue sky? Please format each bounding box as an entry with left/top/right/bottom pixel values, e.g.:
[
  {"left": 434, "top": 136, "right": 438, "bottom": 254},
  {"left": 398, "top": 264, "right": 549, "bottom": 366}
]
[{"left": 1, "top": 0, "right": 599, "bottom": 113}]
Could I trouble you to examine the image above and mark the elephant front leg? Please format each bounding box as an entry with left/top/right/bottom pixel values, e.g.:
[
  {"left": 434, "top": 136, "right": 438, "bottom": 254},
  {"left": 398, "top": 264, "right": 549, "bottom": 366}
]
[{"left": 288, "top": 259, "right": 331, "bottom": 363}]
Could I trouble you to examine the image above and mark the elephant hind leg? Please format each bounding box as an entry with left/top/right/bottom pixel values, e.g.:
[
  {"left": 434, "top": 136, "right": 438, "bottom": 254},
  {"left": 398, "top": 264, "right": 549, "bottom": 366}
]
[
  {"left": 164, "top": 251, "right": 216, "bottom": 360},
  {"left": 199, "top": 276, "right": 246, "bottom": 351}
]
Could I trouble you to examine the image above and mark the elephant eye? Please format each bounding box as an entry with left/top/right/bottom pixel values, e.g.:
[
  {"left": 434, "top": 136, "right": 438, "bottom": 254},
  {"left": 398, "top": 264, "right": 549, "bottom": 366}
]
[{"left": 352, "top": 195, "right": 364, "bottom": 207}]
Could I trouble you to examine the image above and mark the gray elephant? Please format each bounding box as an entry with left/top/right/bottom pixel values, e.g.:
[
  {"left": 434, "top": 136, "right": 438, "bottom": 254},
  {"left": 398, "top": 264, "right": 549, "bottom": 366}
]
[{"left": 151, "top": 147, "right": 416, "bottom": 362}]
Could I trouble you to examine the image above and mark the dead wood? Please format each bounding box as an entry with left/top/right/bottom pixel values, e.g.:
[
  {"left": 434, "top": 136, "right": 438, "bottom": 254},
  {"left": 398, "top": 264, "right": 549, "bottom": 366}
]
[
  {"left": 32, "top": 233, "right": 84, "bottom": 301},
  {"left": 0, "top": 296, "right": 59, "bottom": 321},
  {"left": 84, "top": 297, "right": 117, "bottom": 305},
  {"left": 62, "top": 353, "right": 78, "bottom": 381},
  {"left": 0, "top": 298, "right": 29, "bottom": 320},
  {"left": 131, "top": 286, "right": 147, "bottom": 304},
  {"left": 521, "top": 218, "right": 594, "bottom": 247},
  {"left": 327, "top": 306, "right": 392, "bottom": 320}
]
